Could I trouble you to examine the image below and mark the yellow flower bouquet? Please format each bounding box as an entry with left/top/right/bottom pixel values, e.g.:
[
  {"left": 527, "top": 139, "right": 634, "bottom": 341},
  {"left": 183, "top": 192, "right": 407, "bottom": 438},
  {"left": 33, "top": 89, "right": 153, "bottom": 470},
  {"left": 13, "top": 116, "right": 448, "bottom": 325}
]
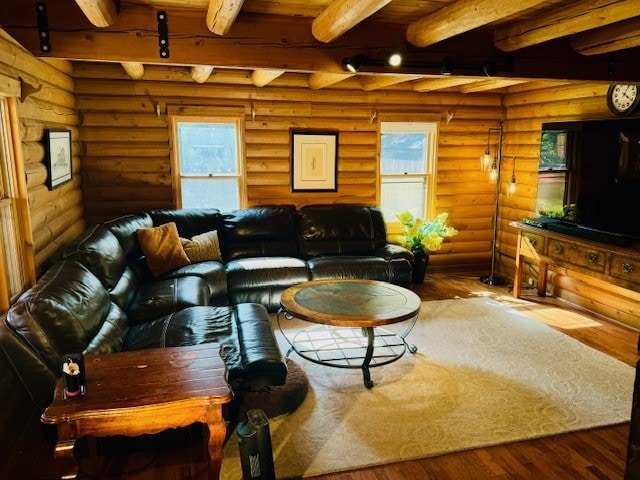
[{"left": 396, "top": 211, "right": 458, "bottom": 254}]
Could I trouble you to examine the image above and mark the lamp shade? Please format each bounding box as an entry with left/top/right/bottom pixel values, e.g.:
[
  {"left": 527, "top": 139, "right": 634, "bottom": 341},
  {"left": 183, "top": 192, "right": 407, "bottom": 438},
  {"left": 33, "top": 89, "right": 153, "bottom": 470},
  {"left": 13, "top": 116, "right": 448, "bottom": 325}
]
[
  {"left": 480, "top": 149, "right": 493, "bottom": 171},
  {"left": 489, "top": 163, "right": 499, "bottom": 184}
]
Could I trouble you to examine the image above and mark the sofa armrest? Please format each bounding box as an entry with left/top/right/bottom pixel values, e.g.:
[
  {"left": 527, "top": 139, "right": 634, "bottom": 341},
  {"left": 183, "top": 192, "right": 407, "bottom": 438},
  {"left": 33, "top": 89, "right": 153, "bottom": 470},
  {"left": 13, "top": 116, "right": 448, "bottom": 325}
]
[{"left": 374, "top": 244, "right": 414, "bottom": 261}]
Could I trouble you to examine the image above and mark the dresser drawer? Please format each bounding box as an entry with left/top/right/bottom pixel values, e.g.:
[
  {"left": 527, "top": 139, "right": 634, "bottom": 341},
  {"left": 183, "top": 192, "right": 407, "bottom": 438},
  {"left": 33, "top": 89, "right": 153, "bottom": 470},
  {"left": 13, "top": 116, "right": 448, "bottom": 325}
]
[
  {"left": 547, "top": 239, "right": 606, "bottom": 272},
  {"left": 610, "top": 254, "right": 640, "bottom": 284},
  {"left": 521, "top": 231, "right": 545, "bottom": 256}
]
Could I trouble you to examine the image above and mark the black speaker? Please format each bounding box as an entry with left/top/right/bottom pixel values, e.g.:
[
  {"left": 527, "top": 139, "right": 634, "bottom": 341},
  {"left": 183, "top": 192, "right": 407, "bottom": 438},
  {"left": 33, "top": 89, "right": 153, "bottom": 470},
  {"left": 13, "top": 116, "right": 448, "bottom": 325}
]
[{"left": 236, "top": 409, "right": 275, "bottom": 480}]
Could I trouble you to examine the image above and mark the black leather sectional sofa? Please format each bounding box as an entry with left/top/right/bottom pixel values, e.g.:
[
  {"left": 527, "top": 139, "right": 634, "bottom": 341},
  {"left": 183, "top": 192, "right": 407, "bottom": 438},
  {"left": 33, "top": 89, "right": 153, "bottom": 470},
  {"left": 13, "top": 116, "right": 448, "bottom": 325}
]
[{"left": 0, "top": 204, "right": 413, "bottom": 414}]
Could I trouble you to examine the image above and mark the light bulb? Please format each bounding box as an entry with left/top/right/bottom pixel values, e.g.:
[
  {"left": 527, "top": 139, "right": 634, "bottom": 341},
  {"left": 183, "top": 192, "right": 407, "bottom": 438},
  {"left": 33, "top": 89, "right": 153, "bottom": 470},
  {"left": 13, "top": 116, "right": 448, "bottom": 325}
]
[
  {"left": 480, "top": 149, "right": 492, "bottom": 171},
  {"left": 388, "top": 52, "right": 402, "bottom": 67},
  {"left": 508, "top": 173, "right": 517, "bottom": 196},
  {"left": 489, "top": 166, "right": 498, "bottom": 184}
]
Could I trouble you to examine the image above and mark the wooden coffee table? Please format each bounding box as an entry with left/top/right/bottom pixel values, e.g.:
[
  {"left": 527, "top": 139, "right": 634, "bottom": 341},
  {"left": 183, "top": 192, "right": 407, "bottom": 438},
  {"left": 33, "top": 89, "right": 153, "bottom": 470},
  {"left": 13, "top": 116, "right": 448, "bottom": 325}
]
[
  {"left": 278, "top": 279, "right": 421, "bottom": 388},
  {"left": 41, "top": 344, "right": 233, "bottom": 480}
]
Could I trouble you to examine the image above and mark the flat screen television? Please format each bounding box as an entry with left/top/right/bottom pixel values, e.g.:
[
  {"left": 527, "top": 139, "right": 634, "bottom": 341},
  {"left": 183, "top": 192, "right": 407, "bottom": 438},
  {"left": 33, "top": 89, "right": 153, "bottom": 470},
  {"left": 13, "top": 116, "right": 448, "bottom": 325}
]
[{"left": 534, "top": 117, "right": 640, "bottom": 246}]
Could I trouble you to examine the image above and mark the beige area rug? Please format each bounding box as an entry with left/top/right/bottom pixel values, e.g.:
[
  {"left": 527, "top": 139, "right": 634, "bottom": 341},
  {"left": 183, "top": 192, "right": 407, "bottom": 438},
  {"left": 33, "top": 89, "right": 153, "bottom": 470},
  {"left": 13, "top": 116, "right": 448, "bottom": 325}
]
[{"left": 221, "top": 297, "right": 635, "bottom": 479}]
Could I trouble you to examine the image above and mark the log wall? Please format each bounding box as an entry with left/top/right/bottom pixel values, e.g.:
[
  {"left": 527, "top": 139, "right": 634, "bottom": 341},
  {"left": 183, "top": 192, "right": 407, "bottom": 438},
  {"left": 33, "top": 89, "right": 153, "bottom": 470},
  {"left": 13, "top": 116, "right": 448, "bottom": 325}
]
[
  {"left": 73, "top": 63, "right": 504, "bottom": 274},
  {"left": 0, "top": 31, "right": 84, "bottom": 272},
  {"left": 500, "top": 82, "right": 640, "bottom": 328}
]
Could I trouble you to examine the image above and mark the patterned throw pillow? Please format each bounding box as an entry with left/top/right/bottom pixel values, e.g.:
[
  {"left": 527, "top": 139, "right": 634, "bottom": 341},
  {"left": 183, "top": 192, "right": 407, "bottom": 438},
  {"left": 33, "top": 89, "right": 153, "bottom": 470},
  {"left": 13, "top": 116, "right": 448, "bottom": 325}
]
[
  {"left": 136, "top": 222, "right": 191, "bottom": 276},
  {"left": 180, "top": 230, "right": 222, "bottom": 264}
]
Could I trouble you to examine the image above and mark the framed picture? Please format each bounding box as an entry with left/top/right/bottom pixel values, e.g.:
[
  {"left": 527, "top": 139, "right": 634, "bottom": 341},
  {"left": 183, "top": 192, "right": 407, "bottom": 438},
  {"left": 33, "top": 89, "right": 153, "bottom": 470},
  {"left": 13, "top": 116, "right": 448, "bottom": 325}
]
[
  {"left": 43, "top": 129, "right": 72, "bottom": 190},
  {"left": 291, "top": 130, "right": 338, "bottom": 192}
]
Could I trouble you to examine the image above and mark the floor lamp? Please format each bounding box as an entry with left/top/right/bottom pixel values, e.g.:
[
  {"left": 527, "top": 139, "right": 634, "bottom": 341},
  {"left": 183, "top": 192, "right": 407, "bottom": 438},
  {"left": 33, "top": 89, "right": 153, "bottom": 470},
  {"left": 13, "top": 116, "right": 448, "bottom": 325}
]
[{"left": 480, "top": 124, "right": 507, "bottom": 286}]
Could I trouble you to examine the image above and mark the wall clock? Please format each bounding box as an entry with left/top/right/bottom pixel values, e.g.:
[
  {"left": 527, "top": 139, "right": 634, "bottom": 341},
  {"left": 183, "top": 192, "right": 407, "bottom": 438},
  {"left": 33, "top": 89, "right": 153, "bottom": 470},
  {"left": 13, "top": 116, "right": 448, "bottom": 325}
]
[{"left": 606, "top": 84, "right": 640, "bottom": 117}]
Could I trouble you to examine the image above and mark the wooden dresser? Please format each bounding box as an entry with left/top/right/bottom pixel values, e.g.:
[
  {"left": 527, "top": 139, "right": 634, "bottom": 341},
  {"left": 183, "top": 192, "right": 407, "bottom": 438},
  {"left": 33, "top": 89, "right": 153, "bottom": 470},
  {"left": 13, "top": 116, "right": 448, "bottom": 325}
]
[{"left": 511, "top": 222, "right": 640, "bottom": 298}]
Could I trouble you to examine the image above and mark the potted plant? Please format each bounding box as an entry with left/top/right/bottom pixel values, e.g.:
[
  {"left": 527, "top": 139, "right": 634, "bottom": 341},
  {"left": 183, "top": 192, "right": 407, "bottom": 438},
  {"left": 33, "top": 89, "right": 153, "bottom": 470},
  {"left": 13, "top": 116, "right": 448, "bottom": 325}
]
[{"left": 396, "top": 211, "right": 458, "bottom": 284}]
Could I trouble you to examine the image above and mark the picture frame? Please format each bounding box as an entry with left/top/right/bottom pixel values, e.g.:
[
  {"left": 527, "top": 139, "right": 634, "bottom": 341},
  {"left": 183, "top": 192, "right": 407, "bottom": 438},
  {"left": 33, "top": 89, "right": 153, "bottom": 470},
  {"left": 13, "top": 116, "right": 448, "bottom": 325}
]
[
  {"left": 290, "top": 130, "right": 338, "bottom": 192},
  {"left": 43, "top": 129, "right": 72, "bottom": 190}
]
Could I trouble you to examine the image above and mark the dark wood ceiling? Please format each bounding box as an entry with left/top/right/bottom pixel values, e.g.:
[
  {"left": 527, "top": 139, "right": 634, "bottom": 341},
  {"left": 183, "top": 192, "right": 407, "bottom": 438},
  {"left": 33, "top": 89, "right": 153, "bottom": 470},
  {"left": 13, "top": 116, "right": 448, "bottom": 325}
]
[{"left": 1, "top": 0, "right": 639, "bottom": 91}]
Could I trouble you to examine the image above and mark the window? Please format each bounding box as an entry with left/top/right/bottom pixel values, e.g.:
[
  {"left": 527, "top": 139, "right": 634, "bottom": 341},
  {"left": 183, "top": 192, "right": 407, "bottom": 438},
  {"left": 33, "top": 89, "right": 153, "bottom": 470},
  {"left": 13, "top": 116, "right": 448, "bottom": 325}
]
[
  {"left": 379, "top": 122, "right": 438, "bottom": 223},
  {"left": 536, "top": 130, "right": 569, "bottom": 215},
  {"left": 0, "top": 98, "right": 31, "bottom": 310},
  {"left": 171, "top": 117, "right": 244, "bottom": 211}
]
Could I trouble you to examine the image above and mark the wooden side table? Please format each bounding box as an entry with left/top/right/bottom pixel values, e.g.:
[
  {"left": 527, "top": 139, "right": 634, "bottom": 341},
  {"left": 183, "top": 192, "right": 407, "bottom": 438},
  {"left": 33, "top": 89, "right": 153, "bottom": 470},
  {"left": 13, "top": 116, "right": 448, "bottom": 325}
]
[{"left": 41, "top": 344, "right": 233, "bottom": 480}]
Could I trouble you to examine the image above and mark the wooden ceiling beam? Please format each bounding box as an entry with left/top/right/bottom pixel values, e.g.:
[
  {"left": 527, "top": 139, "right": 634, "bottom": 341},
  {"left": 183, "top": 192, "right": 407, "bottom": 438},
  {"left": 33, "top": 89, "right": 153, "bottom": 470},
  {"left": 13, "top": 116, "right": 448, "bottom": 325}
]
[
  {"left": 74, "top": 0, "right": 117, "bottom": 27},
  {"left": 251, "top": 69, "right": 285, "bottom": 87},
  {"left": 407, "top": 0, "right": 546, "bottom": 48},
  {"left": 312, "top": 0, "right": 392, "bottom": 43},
  {"left": 571, "top": 16, "right": 640, "bottom": 55},
  {"left": 121, "top": 62, "right": 144, "bottom": 80},
  {"left": 494, "top": 0, "right": 640, "bottom": 52},
  {"left": 308, "top": 72, "right": 354, "bottom": 90},
  {"left": 191, "top": 65, "right": 214, "bottom": 83},
  {"left": 359, "top": 74, "right": 419, "bottom": 91},
  {"left": 2, "top": 4, "right": 640, "bottom": 82},
  {"left": 206, "top": 0, "right": 246, "bottom": 35},
  {"left": 412, "top": 77, "right": 481, "bottom": 92}
]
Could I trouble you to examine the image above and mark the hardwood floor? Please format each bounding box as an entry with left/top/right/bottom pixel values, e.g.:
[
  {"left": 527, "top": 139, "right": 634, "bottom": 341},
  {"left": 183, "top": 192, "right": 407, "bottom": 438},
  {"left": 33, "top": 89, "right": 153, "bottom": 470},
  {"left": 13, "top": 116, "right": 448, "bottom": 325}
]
[{"left": 13, "top": 275, "right": 638, "bottom": 479}]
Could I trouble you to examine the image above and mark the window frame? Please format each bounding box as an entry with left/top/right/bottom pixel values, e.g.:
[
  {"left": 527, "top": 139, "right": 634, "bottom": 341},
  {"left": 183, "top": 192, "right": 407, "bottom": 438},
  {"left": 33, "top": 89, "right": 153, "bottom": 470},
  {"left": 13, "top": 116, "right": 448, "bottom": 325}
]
[
  {"left": 170, "top": 115, "right": 246, "bottom": 210},
  {"left": 0, "top": 95, "right": 36, "bottom": 311},
  {"left": 379, "top": 121, "right": 439, "bottom": 232}
]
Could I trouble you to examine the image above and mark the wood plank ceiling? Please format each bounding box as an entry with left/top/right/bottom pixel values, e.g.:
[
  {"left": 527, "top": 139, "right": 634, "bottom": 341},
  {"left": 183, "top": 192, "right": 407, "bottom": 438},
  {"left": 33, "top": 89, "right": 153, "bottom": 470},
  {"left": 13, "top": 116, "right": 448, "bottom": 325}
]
[{"left": 1, "top": 0, "right": 639, "bottom": 92}]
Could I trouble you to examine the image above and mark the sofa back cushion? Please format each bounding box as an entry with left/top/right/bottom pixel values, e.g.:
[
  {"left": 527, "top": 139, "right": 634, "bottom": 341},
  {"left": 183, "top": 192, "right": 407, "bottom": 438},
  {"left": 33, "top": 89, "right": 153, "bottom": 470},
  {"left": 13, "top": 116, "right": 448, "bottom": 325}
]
[
  {"left": 222, "top": 205, "right": 299, "bottom": 261},
  {"left": 298, "top": 204, "right": 388, "bottom": 257},
  {"left": 149, "top": 208, "right": 222, "bottom": 239},
  {"left": 71, "top": 225, "right": 126, "bottom": 290},
  {"left": 103, "top": 213, "right": 153, "bottom": 260},
  {"left": 5, "top": 261, "right": 114, "bottom": 374}
]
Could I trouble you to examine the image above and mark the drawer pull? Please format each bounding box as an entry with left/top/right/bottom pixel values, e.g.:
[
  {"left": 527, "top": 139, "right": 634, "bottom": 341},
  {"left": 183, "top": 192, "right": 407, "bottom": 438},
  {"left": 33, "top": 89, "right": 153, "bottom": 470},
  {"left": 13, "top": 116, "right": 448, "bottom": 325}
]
[
  {"left": 554, "top": 244, "right": 564, "bottom": 254},
  {"left": 586, "top": 252, "right": 599, "bottom": 264},
  {"left": 528, "top": 238, "right": 536, "bottom": 247},
  {"left": 622, "top": 263, "right": 635, "bottom": 274}
]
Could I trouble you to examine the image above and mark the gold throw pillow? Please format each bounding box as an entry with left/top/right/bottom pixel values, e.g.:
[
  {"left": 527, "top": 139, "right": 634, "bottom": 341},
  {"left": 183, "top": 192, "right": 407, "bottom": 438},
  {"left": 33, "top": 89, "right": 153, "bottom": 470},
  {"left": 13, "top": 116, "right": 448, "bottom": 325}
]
[
  {"left": 180, "top": 230, "right": 222, "bottom": 264},
  {"left": 136, "top": 222, "right": 191, "bottom": 276}
]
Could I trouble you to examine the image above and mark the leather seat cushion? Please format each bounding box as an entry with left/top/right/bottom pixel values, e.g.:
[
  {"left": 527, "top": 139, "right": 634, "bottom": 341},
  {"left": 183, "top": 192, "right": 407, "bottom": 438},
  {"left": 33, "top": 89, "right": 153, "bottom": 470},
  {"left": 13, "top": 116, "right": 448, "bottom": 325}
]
[
  {"left": 308, "top": 255, "right": 400, "bottom": 283},
  {"left": 226, "top": 257, "right": 309, "bottom": 291},
  {"left": 158, "top": 261, "right": 227, "bottom": 300},
  {"left": 126, "top": 276, "right": 210, "bottom": 325},
  {"left": 123, "top": 304, "right": 287, "bottom": 385}
]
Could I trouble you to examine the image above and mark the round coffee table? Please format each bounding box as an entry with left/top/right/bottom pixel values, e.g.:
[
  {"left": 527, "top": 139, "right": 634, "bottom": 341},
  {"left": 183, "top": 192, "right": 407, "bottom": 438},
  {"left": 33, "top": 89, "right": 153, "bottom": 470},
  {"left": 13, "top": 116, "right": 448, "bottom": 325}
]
[{"left": 277, "top": 279, "right": 421, "bottom": 388}]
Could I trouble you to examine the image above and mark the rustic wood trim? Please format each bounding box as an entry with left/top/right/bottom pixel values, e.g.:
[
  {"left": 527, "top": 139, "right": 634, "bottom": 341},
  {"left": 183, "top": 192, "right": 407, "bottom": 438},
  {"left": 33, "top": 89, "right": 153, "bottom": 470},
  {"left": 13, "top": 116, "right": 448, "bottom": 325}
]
[
  {"left": 406, "top": 0, "right": 547, "bottom": 48},
  {"left": 359, "top": 74, "right": 419, "bottom": 91},
  {"left": 412, "top": 76, "right": 480, "bottom": 92},
  {"left": 494, "top": 0, "right": 640, "bottom": 52},
  {"left": 0, "top": 73, "right": 20, "bottom": 98},
  {"left": 460, "top": 79, "right": 530, "bottom": 93},
  {"left": 6, "top": 98, "right": 36, "bottom": 287},
  {"left": 312, "top": 0, "right": 392, "bottom": 43}
]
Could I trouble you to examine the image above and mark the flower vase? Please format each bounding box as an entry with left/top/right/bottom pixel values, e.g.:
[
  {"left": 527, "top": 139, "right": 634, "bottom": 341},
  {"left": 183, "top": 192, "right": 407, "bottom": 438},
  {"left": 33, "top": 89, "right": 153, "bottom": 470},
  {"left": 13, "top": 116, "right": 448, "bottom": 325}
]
[{"left": 411, "top": 252, "right": 429, "bottom": 284}]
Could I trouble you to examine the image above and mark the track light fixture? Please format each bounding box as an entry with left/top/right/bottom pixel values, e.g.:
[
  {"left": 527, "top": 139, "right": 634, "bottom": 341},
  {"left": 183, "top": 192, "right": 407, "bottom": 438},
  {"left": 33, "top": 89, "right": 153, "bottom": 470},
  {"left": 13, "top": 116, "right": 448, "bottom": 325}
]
[
  {"left": 342, "top": 54, "right": 365, "bottom": 73},
  {"left": 341, "top": 54, "right": 511, "bottom": 77},
  {"left": 439, "top": 57, "right": 453, "bottom": 75},
  {"left": 481, "top": 61, "right": 497, "bottom": 77}
]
